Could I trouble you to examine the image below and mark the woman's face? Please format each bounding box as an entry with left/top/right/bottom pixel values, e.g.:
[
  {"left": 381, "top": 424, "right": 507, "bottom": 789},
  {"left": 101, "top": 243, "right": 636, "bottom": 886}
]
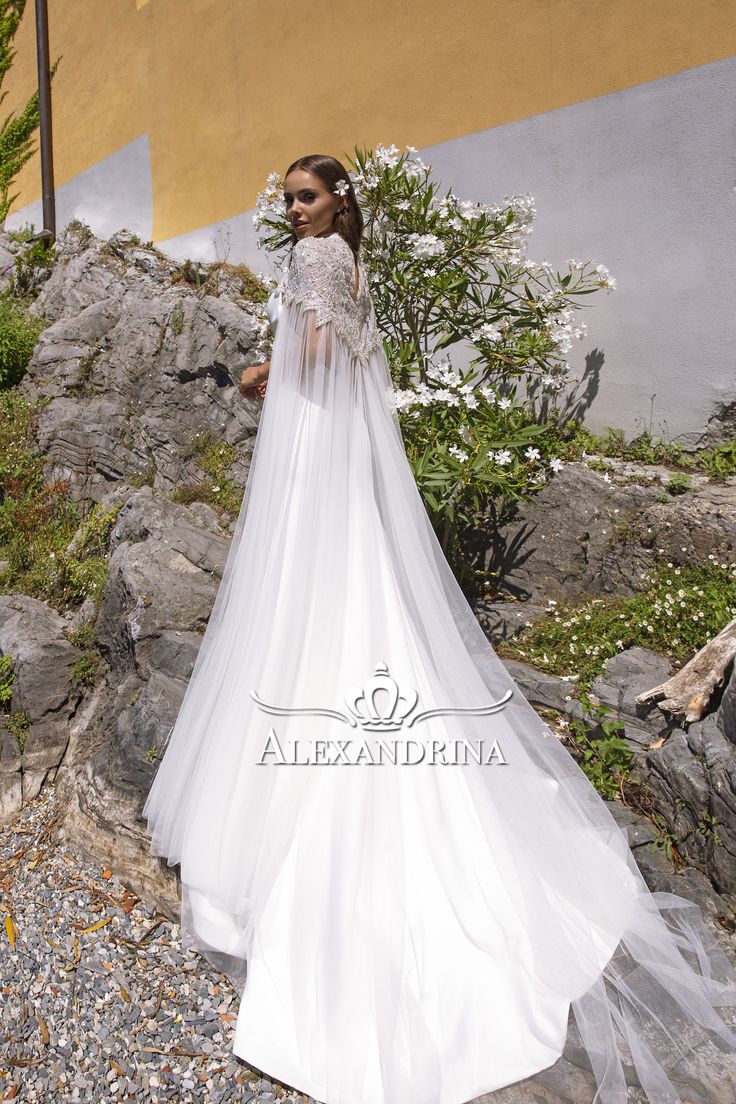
[{"left": 283, "top": 169, "right": 345, "bottom": 238}]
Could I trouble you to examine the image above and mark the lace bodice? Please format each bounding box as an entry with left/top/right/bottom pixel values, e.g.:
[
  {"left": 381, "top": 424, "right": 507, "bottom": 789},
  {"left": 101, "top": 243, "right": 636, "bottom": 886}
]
[{"left": 282, "top": 233, "right": 382, "bottom": 365}]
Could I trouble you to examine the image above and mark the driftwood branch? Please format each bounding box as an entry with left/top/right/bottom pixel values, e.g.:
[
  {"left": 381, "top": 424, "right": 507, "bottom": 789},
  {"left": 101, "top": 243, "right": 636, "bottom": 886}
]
[{"left": 635, "top": 616, "right": 736, "bottom": 724}]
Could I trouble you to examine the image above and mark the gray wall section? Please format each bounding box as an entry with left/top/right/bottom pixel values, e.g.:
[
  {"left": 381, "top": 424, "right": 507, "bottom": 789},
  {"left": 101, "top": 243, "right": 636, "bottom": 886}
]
[
  {"left": 421, "top": 56, "right": 736, "bottom": 445},
  {"left": 6, "top": 134, "right": 154, "bottom": 245}
]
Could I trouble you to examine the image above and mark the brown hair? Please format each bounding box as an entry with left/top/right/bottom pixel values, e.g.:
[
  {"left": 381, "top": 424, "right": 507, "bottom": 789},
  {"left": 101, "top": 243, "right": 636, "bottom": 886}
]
[{"left": 283, "top": 153, "right": 364, "bottom": 256}]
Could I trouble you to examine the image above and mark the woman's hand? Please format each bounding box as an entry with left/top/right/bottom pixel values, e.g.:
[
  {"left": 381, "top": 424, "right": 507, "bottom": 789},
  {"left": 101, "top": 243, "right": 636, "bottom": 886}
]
[{"left": 240, "top": 361, "right": 270, "bottom": 400}]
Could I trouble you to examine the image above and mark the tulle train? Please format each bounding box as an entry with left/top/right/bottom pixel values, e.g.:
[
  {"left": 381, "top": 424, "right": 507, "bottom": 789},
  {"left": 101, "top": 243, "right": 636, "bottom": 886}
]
[{"left": 143, "top": 298, "right": 736, "bottom": 1104}]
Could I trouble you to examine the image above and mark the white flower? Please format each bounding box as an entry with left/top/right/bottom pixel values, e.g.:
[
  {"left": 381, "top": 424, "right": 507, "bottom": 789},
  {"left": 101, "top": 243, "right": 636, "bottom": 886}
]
[
  {"left": 523, "top": 259, "right": 555, "bottom": 280},
  {"left": 438, "top": 389, "right": 461, "bottom": 406},
  {"left": 475, "top": 321, "right": 503, "bottom": 343},
  {"left": 549, "top": 457, "right": 564, "bottom": 472},
  {"left": 407, "top": 232, "right": 446, "bottom": 259},
  {"left": 333, "top": 179, "right": 349, "bottom": 197},
  {"left": 448, "top": 445, "right": 468, "bottom": 462},
  {"left": 426, "top": 357, "right": 460, "bottom": 387},
  {"left": 493, "top": 449, "right": 512, "bottom": 465},
  {"left": 497, "top": 397, "right": 512, "bottom": 410},
  {"left": 546, "top": 307, "right": 588, "bottom": 352},
  {"left": 392, "top": 388, "right": 420, "bottom": 411},
  {"left": 593, "top": 263, "right": 617, "bottom": 292},
  {"left": 479, "top": 385, "right": 496, "bottom": 404},
  {"left": 374, "top": 143, "right": 401, "bottom": 168},
  {"left": 524, "top": 447, "right": 541, "bottom": 460}
]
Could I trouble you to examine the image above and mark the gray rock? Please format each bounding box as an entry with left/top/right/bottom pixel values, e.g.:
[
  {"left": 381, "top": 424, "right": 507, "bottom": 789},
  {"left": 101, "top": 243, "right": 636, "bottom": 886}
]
[
  {"left": 591, "top": 646, "right": 673, "bottom": 717},
  {"left": 717, "top": 660, "right": 736, "bottom": 745},
  {"left": 485, "top": 461, "right": 736, "bottom": 602},
  {"left": 0, "top": 595, "right": 84, "bottom": 820},
  {"left": 0, "top": 728, "right": 22, "bottom": 820},
  {"left": 52, "top": 487, "right": 233, "bottom": 915},
  {"left": 485, "top": 463, "right": 659, "bottom": 601},
  {"left": 645, "top": 728, "right": 710, "bottom": 841},
  {"left": 497, "top": 648, "right": 736, "bottom": 896},
  {"left": 473, "top": 598, "right": 551, "bottom": 643},
  {"left": 499, "top": 657, "right": 575, "bottom": 714},
  {"left": 17, "top": 223, "right": 264, "bottom": 507}
]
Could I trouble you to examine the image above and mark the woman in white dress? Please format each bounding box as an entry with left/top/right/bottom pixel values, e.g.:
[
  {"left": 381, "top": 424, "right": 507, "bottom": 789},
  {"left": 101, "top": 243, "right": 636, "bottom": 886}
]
[{"left": 143, "top": 154, "right": 736, "bottom": 1104}]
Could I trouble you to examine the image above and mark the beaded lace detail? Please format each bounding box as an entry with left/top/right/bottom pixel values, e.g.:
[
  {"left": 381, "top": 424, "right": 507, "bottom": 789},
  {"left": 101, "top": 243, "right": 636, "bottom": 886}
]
[{"left": 282, "top": 233, "right": 383, "bottom": 365}]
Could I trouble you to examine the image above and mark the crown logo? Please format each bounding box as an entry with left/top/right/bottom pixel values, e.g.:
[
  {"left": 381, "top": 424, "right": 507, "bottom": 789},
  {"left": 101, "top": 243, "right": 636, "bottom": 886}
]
[
  {"left": 251, "top": 659, "right": 513, "bottom": 731},
  {"left": 345, "top": 661, "right": 418, "bottom": 732}
]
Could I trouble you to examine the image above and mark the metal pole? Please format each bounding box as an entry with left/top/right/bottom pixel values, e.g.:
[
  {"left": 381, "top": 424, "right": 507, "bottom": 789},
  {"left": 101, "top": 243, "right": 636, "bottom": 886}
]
[{"left": 34, "top": 0, "right": 55, "bottom": 241}]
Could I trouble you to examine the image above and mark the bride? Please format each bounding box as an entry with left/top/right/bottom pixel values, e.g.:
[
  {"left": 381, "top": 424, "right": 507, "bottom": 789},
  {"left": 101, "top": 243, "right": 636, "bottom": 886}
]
[{"left": 143, "top": 154, "right": 736, "bottom": 1104}]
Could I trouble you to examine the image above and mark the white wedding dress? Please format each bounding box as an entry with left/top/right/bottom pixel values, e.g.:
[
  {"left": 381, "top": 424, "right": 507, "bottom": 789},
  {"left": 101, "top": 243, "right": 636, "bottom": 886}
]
[{"left": 143, "top": 231, "right": 736, "bottom": 1104}]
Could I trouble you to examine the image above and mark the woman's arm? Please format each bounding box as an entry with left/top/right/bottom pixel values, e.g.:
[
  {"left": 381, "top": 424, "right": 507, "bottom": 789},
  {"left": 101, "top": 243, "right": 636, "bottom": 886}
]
[{"left": 240, "top": 359, "right": 271, "bottom": 398}]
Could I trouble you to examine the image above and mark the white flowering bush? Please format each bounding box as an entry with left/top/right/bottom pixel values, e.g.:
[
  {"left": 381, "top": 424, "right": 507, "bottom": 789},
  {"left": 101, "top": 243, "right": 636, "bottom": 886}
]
[{"left": 254, "top": 144, "right": 616, "bottom": 589}]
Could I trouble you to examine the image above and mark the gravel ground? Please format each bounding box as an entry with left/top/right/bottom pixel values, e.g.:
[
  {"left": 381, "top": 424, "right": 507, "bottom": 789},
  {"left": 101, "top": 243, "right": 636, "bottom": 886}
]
[{"left": 0, "top": 782, "right": 316, "bottom": 1104}]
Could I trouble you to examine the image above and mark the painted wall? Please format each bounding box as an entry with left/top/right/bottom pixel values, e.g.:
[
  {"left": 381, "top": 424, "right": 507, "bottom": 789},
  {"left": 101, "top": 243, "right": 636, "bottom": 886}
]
[{"left": 2, "top": 0, "right": 735, "bottom": 443}]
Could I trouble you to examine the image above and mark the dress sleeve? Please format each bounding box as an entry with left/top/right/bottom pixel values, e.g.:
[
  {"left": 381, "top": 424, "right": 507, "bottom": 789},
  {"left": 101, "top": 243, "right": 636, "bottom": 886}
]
[
  {"left": 280, "top": 235, "right": 358, "bottom": 396},
  {"left": 284, "top": 234, "right": 356, "bottom": 333},
  {"left": 278, "top": 234, "right": 382, "bottom": 403}
]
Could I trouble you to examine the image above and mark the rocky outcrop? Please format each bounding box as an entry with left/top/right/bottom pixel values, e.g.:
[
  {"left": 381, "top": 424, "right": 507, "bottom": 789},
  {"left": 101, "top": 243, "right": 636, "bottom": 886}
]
[
  {"left": 0, "top": 222, "right": 270, "bottom": 909},
  {"left": 55, "top": 486, "right": 230, "bottom": 916},
  {"left": 16, "top": 223, "right": 267, "bottom": 509},
  {"left": 482, "top": 460, "right": 736, "bottom": 604},
  {"left": 507, "top": 644, "right": 736, "bottom": 900}
]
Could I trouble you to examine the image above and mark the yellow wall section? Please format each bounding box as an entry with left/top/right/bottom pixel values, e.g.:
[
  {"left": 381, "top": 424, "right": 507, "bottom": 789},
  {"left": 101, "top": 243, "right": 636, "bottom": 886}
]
[{"left": 3, "top": 0, "right": 736, "bottom": 240}]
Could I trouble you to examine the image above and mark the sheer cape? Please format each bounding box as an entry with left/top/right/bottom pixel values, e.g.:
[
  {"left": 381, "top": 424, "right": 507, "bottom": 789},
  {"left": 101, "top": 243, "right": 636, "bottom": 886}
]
[{"left": 143, "top": 231, "right": 736, "bottom": 1104}]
